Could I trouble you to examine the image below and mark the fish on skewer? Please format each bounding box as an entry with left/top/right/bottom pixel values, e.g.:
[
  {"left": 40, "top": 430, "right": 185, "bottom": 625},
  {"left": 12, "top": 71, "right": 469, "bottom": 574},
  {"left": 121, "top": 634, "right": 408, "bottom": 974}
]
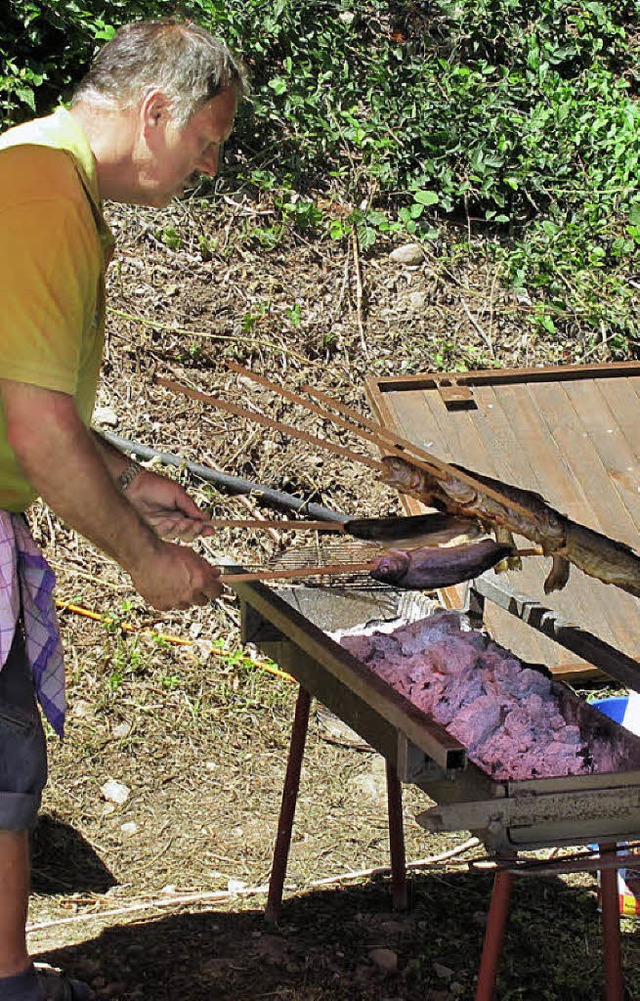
[
  {"left": 380, "top": 454, "right": 640, "bottom": 598},
  {"left": 341, "top": 512, "right": 481, "bottom": 549},
  {"left": 207, "top": 512, "right": 481, "bottom": 549},
  {"left": 222, "top": 541, "right": 534, "bottom": 586},
  {"left": 369, "top": 539, "right": 513, "bottom": 590}
]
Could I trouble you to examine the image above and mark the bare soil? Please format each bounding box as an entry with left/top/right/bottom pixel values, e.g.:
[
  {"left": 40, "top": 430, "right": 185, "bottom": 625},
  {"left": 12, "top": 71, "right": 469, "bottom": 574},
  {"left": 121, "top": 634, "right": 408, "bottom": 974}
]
[{"left": 25, "top": 198, "right": 640, "bottom": 1000}]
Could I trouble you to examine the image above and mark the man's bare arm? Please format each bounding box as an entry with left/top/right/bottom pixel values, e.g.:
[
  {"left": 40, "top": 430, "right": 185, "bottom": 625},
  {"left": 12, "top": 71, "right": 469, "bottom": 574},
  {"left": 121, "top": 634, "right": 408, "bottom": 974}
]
[
  {"left": 0, "top": 380, "right": 222, "bottom": 609},
  {"left": 92, "top": 430, "right": 214, "bottom": 542}
]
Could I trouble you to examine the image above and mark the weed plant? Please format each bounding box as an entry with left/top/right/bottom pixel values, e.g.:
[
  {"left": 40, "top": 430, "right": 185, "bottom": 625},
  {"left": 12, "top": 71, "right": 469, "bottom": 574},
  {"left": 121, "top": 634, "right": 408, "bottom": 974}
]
[{"left": 4, "top": 0, "right": 639, "bottom": 352}]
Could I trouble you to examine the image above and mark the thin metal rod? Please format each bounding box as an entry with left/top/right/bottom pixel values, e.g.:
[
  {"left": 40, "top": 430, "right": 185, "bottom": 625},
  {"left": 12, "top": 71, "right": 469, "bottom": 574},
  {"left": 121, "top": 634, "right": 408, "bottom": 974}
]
[
  {"left": 156, "top": 376, "right": 384, "bottom": 472},
  {"left": 265, "top": 686, "right": 312, "bottom": 923},
  {"left": 599, "top": 843, "right": 625, "bottom": 1001},
  {"left": 222, "top": 561, "right": 378, "bottom": 584},
  {"left": 385, "top": 761, "right": 408, "bottom": 912},
  {"left": 475, "top": 869, "right": 515, "bottom": 1001}
]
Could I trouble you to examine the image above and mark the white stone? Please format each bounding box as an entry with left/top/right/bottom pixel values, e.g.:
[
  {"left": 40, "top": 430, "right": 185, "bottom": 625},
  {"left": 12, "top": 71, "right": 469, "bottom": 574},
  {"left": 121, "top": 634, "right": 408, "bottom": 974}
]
[
  {"left": 71, "top": 700, "right": 92, "bottom": 719},
  {"left": 433, "top": 961, "right": 455, "bottom": 979},
  {"left": 227, "top": 878, "right": 248, "bottom": 893},
  {"left": 93, "top": 406, "right": 119, "bottom": 427},
  {"left": 369, "top": 948, "right": 398, "bottom": 973},
  {"left": 389, "top": 243, "right": 424, "bottom": 266},
  {"left": 101, "top": 780, "right": 131, "bottom": 805},
  {"left": 120, "top": 821, "right": 138, "bottom": 836}
]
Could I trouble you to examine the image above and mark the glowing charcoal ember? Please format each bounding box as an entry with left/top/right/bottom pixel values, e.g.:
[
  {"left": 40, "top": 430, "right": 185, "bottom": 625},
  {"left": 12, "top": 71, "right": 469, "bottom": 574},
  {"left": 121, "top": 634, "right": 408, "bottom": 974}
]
[{"left": 338, "top": 610, "right": 598, "bottom": 780}]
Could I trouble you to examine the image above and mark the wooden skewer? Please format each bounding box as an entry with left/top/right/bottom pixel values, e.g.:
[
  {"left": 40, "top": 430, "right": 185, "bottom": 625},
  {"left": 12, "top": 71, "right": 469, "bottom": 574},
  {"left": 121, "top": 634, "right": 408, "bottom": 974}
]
[
  {"left": 298, "top": 381, "right": 535, "bottom": 520},
  {"left": 156, "top": 376, "right": 385, "bottom": 473},
  {"left": 225, "top": 362, "right": 533, "bottom": 522},
  {"left": 221, "top": 547, "right": 545, "bottom": 584},
  {"left": 227, "top": 360, "right": 442, "bottom": 480},
  {"left": 206, "top": 517, "right": 344, "bottom": 532},
  {"left": 222, "top": 561, "right": 377, "bottom": 583}
]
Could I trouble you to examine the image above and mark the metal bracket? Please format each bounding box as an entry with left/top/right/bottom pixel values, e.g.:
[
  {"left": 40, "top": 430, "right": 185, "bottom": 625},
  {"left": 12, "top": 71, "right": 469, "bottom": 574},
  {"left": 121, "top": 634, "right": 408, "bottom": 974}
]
[
  {"left": 396, "top": 733, "right": 448, "bottom": 784},
  {"left": 437, "top": 383, "right": 476, "bottom": 410},
  {"left": 417, "top": 785, "right": 640, "bottom": 838},
  {"left": 241, "top": 602, "right": 285, "bottom": 645}
]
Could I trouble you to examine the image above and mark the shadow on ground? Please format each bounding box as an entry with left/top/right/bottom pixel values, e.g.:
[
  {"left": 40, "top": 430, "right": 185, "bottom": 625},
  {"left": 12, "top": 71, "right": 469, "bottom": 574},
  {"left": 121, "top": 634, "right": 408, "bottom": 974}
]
[
  {"left": 36, "top": 869, "right": 639, "bottom": 1001},
  {"left": 31, "top": 812, "right": 117, "bottom": 895}
]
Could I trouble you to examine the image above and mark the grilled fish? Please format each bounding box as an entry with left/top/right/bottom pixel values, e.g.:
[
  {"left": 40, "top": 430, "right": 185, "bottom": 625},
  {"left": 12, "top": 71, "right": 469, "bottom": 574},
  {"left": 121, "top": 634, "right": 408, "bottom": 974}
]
[
  {"left": 345, "top": 512, "right": 481, "bottom": 549},
  {"left": 380, "top": 454, "right": 640, "bottom": 598},
  {"left": 563, "top": 522, "right": 640, "bottom": 598},
  {"left": 370, "top": 539, "right": 512, "bottom": 590}
]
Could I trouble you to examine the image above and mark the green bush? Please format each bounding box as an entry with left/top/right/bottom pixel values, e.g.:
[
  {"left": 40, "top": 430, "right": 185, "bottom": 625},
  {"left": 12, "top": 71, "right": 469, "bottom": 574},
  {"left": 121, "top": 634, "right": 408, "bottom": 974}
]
[
  {"left": 3, "top": 0, "right": 639, "bottom": 346},
  {"left": 1, "top": 0, "right": 165, "bottom": 124}
]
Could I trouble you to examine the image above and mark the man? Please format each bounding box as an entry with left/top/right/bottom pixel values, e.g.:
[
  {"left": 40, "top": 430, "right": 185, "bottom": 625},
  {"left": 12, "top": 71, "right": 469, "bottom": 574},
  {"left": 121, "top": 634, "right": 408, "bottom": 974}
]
[{"left": 0, "top": 20, "right": 247, "bottom": 1000}]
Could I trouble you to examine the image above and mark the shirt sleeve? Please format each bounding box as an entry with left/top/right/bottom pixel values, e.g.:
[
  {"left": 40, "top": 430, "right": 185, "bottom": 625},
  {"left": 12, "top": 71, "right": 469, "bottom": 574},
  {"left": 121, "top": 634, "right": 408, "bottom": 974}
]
[{"left": 0, "top": 145, "right": 100, "bottom": 395}]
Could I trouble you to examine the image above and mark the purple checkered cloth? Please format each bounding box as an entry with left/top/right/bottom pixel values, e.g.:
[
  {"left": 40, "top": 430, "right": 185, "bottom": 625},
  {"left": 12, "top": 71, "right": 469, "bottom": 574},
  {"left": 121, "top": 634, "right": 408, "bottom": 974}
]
[{"left": 0, "top": 512, "right": 65, "bottom": 736}]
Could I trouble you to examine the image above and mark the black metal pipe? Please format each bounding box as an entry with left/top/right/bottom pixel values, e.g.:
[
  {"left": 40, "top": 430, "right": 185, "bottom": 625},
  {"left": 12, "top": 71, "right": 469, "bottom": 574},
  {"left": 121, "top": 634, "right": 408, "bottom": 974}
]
[{"left": 98, "top": 429, "right": 348, "bottom": 524}]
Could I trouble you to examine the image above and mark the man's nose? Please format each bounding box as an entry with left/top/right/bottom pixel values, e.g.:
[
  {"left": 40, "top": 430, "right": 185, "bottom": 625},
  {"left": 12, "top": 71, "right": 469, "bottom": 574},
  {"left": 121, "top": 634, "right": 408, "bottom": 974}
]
[{"left": 196, "top": 146, "right": 220, "bottom": 176}]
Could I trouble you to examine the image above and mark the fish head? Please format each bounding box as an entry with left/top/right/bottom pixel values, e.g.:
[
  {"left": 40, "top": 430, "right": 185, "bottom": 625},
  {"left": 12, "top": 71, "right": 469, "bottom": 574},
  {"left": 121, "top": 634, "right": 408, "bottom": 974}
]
[
  {"left": 370, "top": 548, "right": 411, "bottom": 583},
  {"left": 380, "top": 455, "right": 427, "bottom": 492},
  {"left": 440, "top": 473, "right": 478, "bottom": 505}
]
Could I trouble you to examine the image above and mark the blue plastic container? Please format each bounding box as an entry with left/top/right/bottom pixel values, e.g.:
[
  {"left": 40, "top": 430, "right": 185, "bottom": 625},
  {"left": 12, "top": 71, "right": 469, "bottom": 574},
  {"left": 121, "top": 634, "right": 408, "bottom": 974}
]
[{"left": 591, "top": 696, "right": 628, "bottom": 725}]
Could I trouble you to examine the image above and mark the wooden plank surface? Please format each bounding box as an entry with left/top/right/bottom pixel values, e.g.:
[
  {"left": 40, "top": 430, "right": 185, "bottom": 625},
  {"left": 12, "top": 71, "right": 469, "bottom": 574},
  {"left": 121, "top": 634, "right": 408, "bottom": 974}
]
[{"left": 366, "top": 363, "right": 640, "bottom": 680}]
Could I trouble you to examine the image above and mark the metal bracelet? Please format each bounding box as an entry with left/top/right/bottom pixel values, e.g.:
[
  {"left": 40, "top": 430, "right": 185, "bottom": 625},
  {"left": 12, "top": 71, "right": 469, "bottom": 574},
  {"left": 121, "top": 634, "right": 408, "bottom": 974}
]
[{"left": 117, "top": 458, "right": 144, "bottom": 493}]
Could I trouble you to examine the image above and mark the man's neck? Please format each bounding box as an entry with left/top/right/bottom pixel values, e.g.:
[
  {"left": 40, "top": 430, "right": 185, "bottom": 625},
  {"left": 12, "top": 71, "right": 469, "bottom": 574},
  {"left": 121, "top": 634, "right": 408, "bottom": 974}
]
[{"left": 69, "top": 102, "right": 138, "bottom": 203}]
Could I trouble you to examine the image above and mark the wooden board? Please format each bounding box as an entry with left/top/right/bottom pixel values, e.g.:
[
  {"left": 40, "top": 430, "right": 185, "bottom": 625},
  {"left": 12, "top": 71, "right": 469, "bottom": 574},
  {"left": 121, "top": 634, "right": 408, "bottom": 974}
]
[{"left": 365, "top": 362, "right": 640, "bottom": 681}]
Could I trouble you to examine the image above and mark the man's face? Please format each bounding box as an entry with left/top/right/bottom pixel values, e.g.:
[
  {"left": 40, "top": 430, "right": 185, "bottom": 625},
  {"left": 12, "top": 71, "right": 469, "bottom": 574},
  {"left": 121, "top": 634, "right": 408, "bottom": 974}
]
[{"left": 136, "top": 87, "right": 238, "bottom": 207}]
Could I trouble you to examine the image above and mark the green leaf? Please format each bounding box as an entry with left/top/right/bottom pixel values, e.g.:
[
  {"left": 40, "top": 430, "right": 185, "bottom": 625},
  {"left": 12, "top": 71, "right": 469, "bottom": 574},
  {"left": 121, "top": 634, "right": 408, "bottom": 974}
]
[
  {"left": 413, "top": 190, "right": 439, "bottom": 206},
  {"left": 268, "top": 77, "right": 288, "bottom": 95},
  {"left": 628, "top": 201, "right": 640, "bottom": 227}
]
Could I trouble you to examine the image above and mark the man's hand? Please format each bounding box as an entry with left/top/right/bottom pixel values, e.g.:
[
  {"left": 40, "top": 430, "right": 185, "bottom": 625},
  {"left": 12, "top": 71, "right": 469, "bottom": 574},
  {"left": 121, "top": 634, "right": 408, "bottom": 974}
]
[
  {"left": 0, "top": 382, "right": 225, "bottom": 611},
  {"left": 128, "top": 540, "right": 224, "bottom": 610},
  {"left": 126, "top": 469, "right": 213, "bottom": 542}
]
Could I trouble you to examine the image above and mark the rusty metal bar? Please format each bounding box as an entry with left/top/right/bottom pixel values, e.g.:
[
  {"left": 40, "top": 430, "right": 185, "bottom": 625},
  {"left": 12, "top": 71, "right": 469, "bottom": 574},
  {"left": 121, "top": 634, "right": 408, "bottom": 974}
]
[
  {"left": 265, "top": 685, "right": 312, "bottom": 923},
  {"left": 599, "top": 843, "right": 625, "bottom": 1001},
  {"left": 385, "top": 761, "right": 408, "bottom": 912},
  {"left": 367, "top": 360, "right": 640, "bottom": 394},
  {"left": 223, "top": 562, "right": 377, "bottom": 584},
  {"left": 474, "top": 868, "right": 515, "bottom": 1001},
  {"left": 466, "top": 574, "right": 640, "bottom": 692},
  {"left": 156, "top": 376, "right": 384, "bottom": 472},
  {"left": 206, "top": 517, "right": 344, "bottom": 533}
]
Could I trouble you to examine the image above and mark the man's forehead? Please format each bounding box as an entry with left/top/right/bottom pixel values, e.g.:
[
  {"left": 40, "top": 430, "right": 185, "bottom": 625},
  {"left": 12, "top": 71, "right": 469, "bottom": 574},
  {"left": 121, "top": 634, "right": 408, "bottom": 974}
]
[{"left": 199, "top": 88, "right": 237, "bottom": 130}]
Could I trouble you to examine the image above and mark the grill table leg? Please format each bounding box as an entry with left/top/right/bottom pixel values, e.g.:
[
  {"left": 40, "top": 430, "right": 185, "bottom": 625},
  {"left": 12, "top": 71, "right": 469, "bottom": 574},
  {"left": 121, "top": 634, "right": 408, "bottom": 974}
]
[
  {"left": 265, "top": 685, "right": 312, "bottom": 923},
  {"left": 385, "top": 761, "right": 408, "bottom": 911},
  {"left": 474, "top": 867, "right": 514, "bottom": 1001},
  {"left": 599, "top": 843, "right": 625, "bottom": 1001}
]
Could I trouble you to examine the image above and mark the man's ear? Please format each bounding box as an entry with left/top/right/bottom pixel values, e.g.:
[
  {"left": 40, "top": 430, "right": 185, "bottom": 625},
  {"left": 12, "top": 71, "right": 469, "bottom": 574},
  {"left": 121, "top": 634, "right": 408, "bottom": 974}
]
[{"left": 140, "top": 89, "right": 171, "bottom": 133}]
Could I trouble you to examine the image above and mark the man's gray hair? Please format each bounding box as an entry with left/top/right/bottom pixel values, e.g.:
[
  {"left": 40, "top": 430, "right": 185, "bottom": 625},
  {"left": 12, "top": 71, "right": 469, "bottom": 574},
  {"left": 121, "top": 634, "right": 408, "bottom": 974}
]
[{"left": 72, "top": 20, "right": 248, "bottom": 127}]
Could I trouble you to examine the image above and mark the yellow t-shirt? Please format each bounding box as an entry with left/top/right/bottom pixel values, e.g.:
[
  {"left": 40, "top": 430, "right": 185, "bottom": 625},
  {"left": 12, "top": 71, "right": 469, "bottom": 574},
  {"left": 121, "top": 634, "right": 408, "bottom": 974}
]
[{"left": 0, "top": 107, "right": 114, "bottom": 511}]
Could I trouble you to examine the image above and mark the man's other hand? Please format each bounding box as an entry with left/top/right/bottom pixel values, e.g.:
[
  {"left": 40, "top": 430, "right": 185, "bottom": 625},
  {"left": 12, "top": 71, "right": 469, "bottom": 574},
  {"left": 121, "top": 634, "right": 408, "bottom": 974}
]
[
  {"left": 126, "top": 469, "right": 214, "bottom": 542},
  {"left": 128, "top": 541, "right": 224, "bottom": 610}
]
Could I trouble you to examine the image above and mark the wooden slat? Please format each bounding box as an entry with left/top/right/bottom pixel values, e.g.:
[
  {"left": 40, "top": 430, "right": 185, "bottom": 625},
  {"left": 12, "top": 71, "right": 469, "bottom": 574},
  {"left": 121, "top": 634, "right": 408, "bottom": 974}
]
[
  {"left": 365, "top": 364, "right": 640, "bottom": 679},
  {"left": 521, "top": 380, "right": 636, "bottom": 653},
  {"left": 480, "top": 382, "right": 606, "bottom": 660},
  {"left": 471, "top": 383, "right": 595, "bottom": 635},
  {"left": 575, "top": 378, "right": 640, "bottom": 531}
]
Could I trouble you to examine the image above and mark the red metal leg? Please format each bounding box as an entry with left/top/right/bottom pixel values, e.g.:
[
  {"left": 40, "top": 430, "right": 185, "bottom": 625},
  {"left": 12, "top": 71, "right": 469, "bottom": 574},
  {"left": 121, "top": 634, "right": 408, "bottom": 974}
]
[
  {"left": 474, "top": 868, "right": 515, "bottom": 1001},
  {"left": 598, "top": 843, "right": 625, "bottom": 1001},
  {"left": 265, "top": 686, "right": 312, "bottom": 923},
  {"left": 385, "top": 760, "right": 408, "bottom": 911}
]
